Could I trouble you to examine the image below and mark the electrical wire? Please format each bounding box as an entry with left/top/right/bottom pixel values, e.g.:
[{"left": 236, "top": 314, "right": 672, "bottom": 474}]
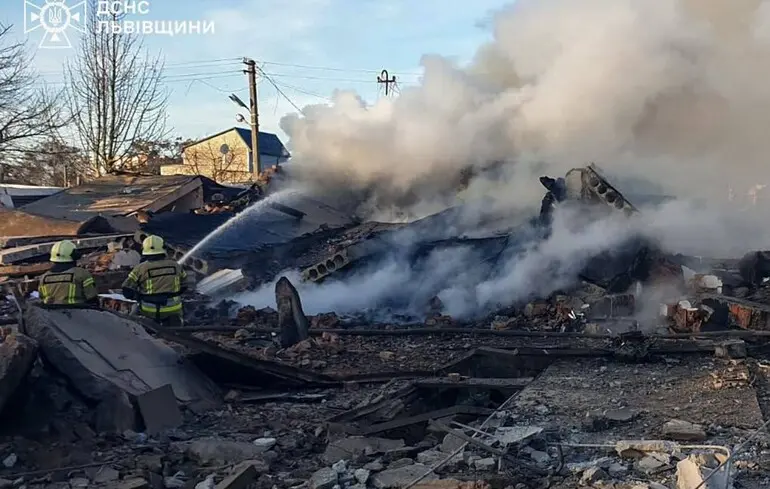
[
  {"left": 164, "top": 57, "right": 240, "bottom": 67},
  {"left": 271, "top": 81, "right": 332, "bottom": 102},
  {"left": 33, "top": 70, "right": 388, "bottom": 86},
  {"left": 255, "top": 68, "right": 302, "bottom": 112},
  {"left": 257, "top": 59, "right": 422, "bottom": 76},
  {"left": 30, "top": 57, "right": 419, "bottom": 101},
  {"left": 35, "top": 58, "right": 241, "bottom": 77},
  {"left": 31, "top": 70, "right": 243, "bottom": 87},
  {"left": 35, "top": 56, "right": 421, "bottom": 79}
]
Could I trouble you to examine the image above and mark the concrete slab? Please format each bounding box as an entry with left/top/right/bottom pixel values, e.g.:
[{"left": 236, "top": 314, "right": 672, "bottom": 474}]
[
  {"left": 136, "top": 384, "right": 183, "bottom": 435},
  {"left": 24, "top": 306, "right": 220, "bottom": 407},
  {"left": 0, "top": 334, "right": 37, "bottom": 413}
]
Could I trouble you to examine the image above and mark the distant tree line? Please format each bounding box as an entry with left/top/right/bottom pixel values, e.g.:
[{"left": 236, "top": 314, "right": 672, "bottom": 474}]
[{"left": 0, "top": 0, "right": 177, "bottom": 185}]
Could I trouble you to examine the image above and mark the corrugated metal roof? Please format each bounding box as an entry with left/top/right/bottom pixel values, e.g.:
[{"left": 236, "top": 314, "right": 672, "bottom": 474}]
[{"left": 20, "top": 174, "right": 200, "bottom": 222}]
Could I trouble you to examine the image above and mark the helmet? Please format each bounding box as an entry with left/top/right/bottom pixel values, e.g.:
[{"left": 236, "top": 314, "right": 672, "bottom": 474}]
[
  {"left": 50, "top": 240, "right": 76, "bottom": 263},
  {"left": 142, "top": 235, "right": 166, "bottom": 256},
  {"left": 211, "top": 193, "right": 225, "bottom": 204}
]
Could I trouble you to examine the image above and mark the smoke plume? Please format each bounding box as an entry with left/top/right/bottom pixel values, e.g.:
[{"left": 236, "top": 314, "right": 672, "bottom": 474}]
[
  {"left": 235, "top": 0, "right": 770, "bottom": 320},
  {"left": 282, "top": 0, "right": 770, "bottom": 218}
]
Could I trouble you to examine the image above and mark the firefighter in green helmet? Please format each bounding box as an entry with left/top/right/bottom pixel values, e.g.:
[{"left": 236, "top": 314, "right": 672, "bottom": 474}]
[
  {"left": 38, "top": 240, "right": 98, "bottom": 307},
  {"left": 122, "top": 235, "right": 192, "bottom": 326}
]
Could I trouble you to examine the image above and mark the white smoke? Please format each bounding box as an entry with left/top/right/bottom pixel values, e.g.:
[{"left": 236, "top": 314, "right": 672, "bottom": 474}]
[
  {"left": 283, "top": 0, "right": 770, "bottom": 217},
  {"left": 236, "top": 0, "right": 770, "bottom": 319}
]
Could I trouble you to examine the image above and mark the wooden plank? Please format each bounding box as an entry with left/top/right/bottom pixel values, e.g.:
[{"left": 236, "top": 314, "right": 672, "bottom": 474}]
[
  {"left": 0, "top": 234, "right": 131, "bottom": 264},
  {"left": 0, "top": 235, "right": 76, "bottom": 249},
  {"left": 414, "top": 377, "right": 534, "bottom": 390},
  {"left": 325, "top": 384, "right": 418, "bottom": 423},
  {"left": 214, "top": 462, "right": 258, "bottom": 489},
  {"left": 476, "top": 346, "right": 613, "bottom": 358},
  {"left": 143, "top": 178, "right": 202, "bottom": 214},
  {"left": 361, "top": 406, "right": 495, "bottom": 435},
  {"left": 0, "top": 262, "right": 52, "bottom": 277}
]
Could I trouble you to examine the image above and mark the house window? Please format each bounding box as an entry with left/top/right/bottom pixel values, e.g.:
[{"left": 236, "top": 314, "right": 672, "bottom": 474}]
[{"left": 248, "top": 151, "right": 253, "bottom": 173}]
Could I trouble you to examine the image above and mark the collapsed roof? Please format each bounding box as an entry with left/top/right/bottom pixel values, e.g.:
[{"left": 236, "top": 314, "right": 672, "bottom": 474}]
[
  {"left": 20, "top": 174, "right": 204, "bottom": 223},
  {"left": 0, "top": 208, "right": 118, "bottom": 239}
]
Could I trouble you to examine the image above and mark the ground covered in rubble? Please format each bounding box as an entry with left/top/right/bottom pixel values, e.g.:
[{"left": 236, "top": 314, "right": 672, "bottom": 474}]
[{"left": 1, "top": 324, "right": 769, "bottom": 489}]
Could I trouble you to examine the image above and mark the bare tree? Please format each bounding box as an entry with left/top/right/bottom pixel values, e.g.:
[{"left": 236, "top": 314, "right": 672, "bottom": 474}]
[
  {"left": 0, "top": 24, "right": 67, "bottom": 182},
  {"left": 7, "top": 138, "right": 91, "bottom": 186},
  {"left": 64, "top": 3, "right": 169, "bottom": 175},
  {"left": 121, "top": 136, "right": 187, "bottom": 174}
]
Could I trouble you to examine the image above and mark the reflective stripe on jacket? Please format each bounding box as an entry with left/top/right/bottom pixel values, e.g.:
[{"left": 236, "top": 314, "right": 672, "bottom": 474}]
[
  {"left": 122, "top": 259, "right": 188, "bottom": 318},
  {"left": 39, "top": 266, "right": 97, "bottom": 306},
  {"left": 139, "top": 296, "right": 182, "bottom": 317}
]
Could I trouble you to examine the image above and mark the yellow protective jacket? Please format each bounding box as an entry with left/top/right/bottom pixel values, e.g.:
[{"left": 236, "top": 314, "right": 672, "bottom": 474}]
[
  {"left": 39, "top": 266, "right": 97, "bottom": 306},
  {"left": 122, "top": 259, "right": 190, "bottom": 319}
]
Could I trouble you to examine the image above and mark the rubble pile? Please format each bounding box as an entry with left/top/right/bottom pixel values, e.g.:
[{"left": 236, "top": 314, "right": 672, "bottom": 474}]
[{"left": 3, "top": 165, "right": 770, "bottom": 489}]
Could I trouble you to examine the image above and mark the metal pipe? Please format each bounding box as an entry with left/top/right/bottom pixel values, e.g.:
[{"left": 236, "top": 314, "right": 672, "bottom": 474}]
[
  {"left": 402, "top": 388, "right": 526, "bottom": 489},
  {"left": 692, "top": 418, "right": 770, "bottom": 489}
]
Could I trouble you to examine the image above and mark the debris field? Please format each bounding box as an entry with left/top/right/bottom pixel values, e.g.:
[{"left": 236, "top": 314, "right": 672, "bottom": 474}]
[{"left": 1, "top": 165, "right": 770, "bottom": 489}]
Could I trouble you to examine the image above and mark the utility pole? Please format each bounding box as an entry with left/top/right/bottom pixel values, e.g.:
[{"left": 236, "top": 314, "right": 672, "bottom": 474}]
[
  {"left": 243, "top": 58, "right": 261, "bottom": 175},
  {"left": 377, "top": 69, "right": 397, "bottom": 97}
]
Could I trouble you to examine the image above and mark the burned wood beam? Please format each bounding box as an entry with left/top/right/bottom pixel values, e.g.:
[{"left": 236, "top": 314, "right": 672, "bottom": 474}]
[
  {"left": 476, "top": 346, "right": 613, "bottom": 358},
  {"left": 166, "top": 326, "right": 770, "bottom": 341},
  {"left": 0, "top": 262, "right": 51, "bottom": 277},
  {"left": 333, "top": 405, "right": 497, "bottom": 436},
  {"left": 237, "top": 392, "right": 328, "bottom": 404},
  {"left": 414, "top": 377, "right": 534, "bottom": 390},
  {"left": 428, "top": 420, "right": 506, "bottom": 456},
  {"left": 335, "top": 371, "right": 439, "bottom": 383},
  {"left": 214, "top": 461, "right": 260, "bottom": 489},
  {"left": 268, "top": 202, "right": 305, "bottom": 219},
  {"left": 0, "top": 234, "right": 132, "bottom": 265},
  {"left": 276, "top": 276, "right": 309, "bottom": 348},
  {"left": 326, "top": 384, "right": 418, "bottom": 423},
  {"left": 138, "top": 320, "right": 339, "bottom": 387}
]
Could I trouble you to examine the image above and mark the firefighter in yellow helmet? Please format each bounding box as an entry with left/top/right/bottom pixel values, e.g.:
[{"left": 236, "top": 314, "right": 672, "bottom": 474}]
[
  {"left": 38, "top": 240, "right": 98, "bottom": 307},
  {"left": 121, "top": 235, "right": 192, "bottom": 326}
]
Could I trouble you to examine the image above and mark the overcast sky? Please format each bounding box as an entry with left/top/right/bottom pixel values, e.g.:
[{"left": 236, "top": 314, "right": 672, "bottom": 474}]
[{"left": 1, "top": 0, "right": 512, "bottom": 144}]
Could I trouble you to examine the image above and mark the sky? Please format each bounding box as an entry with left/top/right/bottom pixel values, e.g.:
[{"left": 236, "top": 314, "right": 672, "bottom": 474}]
[{"left": 1, "top": 0, "right": 513, "bottom": 145}]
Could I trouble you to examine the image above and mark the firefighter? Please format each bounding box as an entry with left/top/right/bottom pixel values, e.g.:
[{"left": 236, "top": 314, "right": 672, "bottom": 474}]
[
  {"left": 38, "top": 240, "right": 98, "bottom": 307},
  {"left": 122, "top": 235, "right": 191, "bottom": 326}
]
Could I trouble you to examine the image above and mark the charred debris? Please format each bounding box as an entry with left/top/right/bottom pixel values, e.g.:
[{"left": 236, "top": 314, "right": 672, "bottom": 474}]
[{"left": 0, "top": 165, "right": 769, "bottom": 489}]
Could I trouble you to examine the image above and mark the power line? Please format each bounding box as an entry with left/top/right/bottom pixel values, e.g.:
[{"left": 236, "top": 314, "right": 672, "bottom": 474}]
[
  {"left": 34, "top": 57, "right": 422, "bottom": 79},
  {"left": 187, "top": 78, "right": 244, "bottom": 94},
  {"left": 164, "top": 57, "right": 240, "bottom": 67},
  {"left": 32, "top": 69, "right": 388, "bottom": 85},
  {"left": 255, "top": 67, "right": 302, "bottom": 112},
  {"left": 35, "top": 60, "right": 241, "bottom": 77},
  {"left": 257, "top": 59, "right": 421, "bottom": 76},
  {"left": 273, "top": 81, "right": 332, "bottom": 102},
  {"left": 31, "top": 71, "right": 243, "bottom": 87},
  {"left": 35, "top": 58, "right": 240, "bottom": 76}
]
